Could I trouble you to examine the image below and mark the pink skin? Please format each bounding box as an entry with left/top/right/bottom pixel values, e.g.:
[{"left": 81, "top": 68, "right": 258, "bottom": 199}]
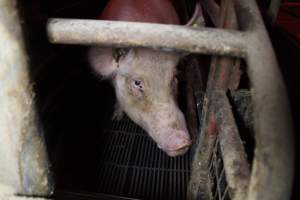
[
  {"left": 118, "top": 94, "right": 192, "bottom": 157},
  {"left": 89, "top": 0, "right": 193, "bottom": 156},
  {"left": 145, "top": 103, "right": 192, "bottom": 156}
]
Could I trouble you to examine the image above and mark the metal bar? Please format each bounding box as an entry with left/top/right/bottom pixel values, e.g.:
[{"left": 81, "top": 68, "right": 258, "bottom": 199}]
[
  {"left": 186, "top": 2, "right": 205, "bottom": 27},
  {"left": 189, "top": 1, "right": 247, "bottom": 199},
  {"left": 268, "top": 0, "right": 282, "bottom": 24},
  {"left": 185, "top": 59, "right": 201, "bottom": 141},
  {"left": 188, "top": 92, "right": 217, "bottom": 200},
  {"left": 47, "top": 19, "right": 247, "bottom": 57},
  {"left": 188, "top": 21, "right": 221, "bottom": 198},
  {"left": 212, "top": 91, "right": 250, "bottom": 200},
  {"left": 233, "top": 0, "right": 294, "bottom": 199},
  {"left": 201, "top": 0, "right": 221, "bottom": 26},
  {"left": 55, "top": 190, "right": 141, "bottom": 200},
  {"left": 44, "top": 0, "right": 294, "bottom": 199},
  {"left": 214, "top": 149, "right": 222, "bottom": 200},
  {"left": 0, "top": 0, "right": 53, "bottom": 197},
  {"left": 190, "top": 0, "right": 293, "bottom": 199},
  {"left": 213, "top": 0, "right": 241, "bottom": 90}
]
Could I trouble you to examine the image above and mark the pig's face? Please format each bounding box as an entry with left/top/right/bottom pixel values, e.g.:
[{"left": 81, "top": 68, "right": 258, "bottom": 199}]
[{"left": 89, "top": 47, "right": 192, "bottom": 156}]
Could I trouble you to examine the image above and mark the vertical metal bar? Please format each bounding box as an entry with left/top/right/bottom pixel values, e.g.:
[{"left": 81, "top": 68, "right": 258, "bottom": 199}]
[
  {"left": 212, "top": 91, "right": 250, "bottom": 200},
  {"left": 103, "top": 133, "right": 119, "bottom": 191},
  {"left": 113, "top": 132, "right": 126, "bottom": 193},
  {"left": 218, "top": 167, "right": 226, "bottom": 199},
  {"left": 214, "top": 148, "right": 222, "bottom": 200},
  {"left": 268, "top": 0, "right": 282, "bottom": 24},
  {"left": 188, "top": 110, "right": 217, "bottom": 200},
  {"left": 120, "top": 132, "right": 136, "bottom": 194},
  {"left": 0, "top": 0, "right": 53, "bottom": 197},
  {"left": 181, "top": 155, "right": 185, "bottom": 200},
  {"left": 169, "top": 158, "right": 173, "bottom": 200},
  {"left": 233, "top": 0, "right": 294, "bottom": 199},
  {"left": 132, "top": 136, "right": 143, "bottom": 195},
  {"left": 201, "top": 0, "right": 221, "bottom": 26},
  {"left": 190, "top": 1, "right": 248, "bottom": 199},
  {"left": 148, "top": 143, "right": 155, "bottom": 199},
  {"left": 155, "top": 144, "right": 162, "bottom": 199},
  {"left": 140, "top": 138, "right": 150, "bottom": 196},
  {"left": 188, "top": 47, "right": 219, "bottom": 199},
  {"left": 186, "top": 60, "right": 200, "bottom": 141}
]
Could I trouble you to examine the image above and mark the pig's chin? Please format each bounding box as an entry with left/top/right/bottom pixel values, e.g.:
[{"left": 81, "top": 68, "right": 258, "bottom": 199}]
[
  {"left": 147, "top": 129, "right": 192, "bottom": 157},
  {"left": 156, "top": 140, "right": 191, "bottom": 157},
  {"left": 162, "top": 146, "right": 190, "bottom": 157}
]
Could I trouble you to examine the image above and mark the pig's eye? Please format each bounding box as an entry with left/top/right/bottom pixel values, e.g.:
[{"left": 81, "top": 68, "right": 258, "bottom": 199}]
[
  {"left": 132, "top": 79, "right": 143, "bottom": 89},
  {"left": 134, "top": 80, "right": 141, "bottom": 86}
]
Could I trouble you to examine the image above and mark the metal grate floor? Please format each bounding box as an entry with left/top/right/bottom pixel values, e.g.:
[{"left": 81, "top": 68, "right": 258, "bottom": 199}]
[
  {"left": 96, "top": 116, "right": 192, "bottom": 200},
  {"left": 209, "top": 138, "right": 230, "bottom": 200}
]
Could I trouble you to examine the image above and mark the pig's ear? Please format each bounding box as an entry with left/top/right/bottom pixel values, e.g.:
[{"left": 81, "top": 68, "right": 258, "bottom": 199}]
[{"left": 88, "top": 47, "right": 119, "bottom": 78}]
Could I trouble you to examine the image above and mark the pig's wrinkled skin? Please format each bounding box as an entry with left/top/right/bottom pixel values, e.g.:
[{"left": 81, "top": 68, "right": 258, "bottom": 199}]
[{"left": 89, "top": 0, "right": 192, "bottom": 156}]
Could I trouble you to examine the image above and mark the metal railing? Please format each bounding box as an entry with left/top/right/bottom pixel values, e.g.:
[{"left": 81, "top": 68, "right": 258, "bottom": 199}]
[{"left": 46, "top": 0, "right": 294, "bottom": 199}]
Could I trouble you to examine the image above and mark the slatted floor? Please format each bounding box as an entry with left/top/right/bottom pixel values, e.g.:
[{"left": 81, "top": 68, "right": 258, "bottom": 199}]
[{"left": 96, "top": 116, "right": 192, "bottom": 200}]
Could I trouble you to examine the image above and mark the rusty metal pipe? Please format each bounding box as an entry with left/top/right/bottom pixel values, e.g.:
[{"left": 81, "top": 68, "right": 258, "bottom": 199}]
[
  {"left": 47, "top": 18, "right": 247, "bottom": 57},
  {"left": 212, "top": 91, "right": 250, "bottom": 200}
]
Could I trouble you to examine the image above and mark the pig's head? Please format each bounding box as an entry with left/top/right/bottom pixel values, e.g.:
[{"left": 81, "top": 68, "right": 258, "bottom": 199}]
[{"left": 89, "top": 47, "right": 192, "bottom": 156}]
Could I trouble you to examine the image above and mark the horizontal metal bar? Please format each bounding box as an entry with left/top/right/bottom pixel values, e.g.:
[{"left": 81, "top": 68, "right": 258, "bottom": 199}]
[
  {"left": 55, "top": 190, "right": 141, "bottom": 200},
  {"left": 47, "top": 18, "right": 247, "bottom": 57}
]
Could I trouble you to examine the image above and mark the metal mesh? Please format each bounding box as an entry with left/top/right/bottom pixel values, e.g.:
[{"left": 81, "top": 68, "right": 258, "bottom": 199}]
[
  {"left": 96, "top": 116, "right": 191, "bottom": 200},
  {"left": 208, "top": 138, "right": 230, "bottom": 200}
]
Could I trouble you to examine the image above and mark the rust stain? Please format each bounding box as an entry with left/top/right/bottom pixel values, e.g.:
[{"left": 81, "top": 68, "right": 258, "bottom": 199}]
[{"left": 207, "top": 112, "right": 217, "bottom": 136}]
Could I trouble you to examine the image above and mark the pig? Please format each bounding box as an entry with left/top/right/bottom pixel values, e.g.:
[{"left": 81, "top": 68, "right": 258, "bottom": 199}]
[{"left": 89, "top": 0, "right": 201, "bottom": 156}]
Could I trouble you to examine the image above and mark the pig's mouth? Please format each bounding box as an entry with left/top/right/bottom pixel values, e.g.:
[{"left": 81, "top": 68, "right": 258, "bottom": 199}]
[
  {"left": 157, "top": 140, "right": 192, "bottom": 157},
  {"left": 164, "top": 146, "right": 190, "bottom": 157}
]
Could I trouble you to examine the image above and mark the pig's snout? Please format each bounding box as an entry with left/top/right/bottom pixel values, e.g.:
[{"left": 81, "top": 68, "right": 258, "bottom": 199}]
[{"left": 157, "top": 131, "right": 192, "bottom": 157}]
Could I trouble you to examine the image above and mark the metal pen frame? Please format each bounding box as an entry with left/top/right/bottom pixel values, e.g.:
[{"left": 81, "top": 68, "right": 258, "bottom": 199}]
[{"left": 47, "top": 0, "right": 294, "bottom": 199}]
